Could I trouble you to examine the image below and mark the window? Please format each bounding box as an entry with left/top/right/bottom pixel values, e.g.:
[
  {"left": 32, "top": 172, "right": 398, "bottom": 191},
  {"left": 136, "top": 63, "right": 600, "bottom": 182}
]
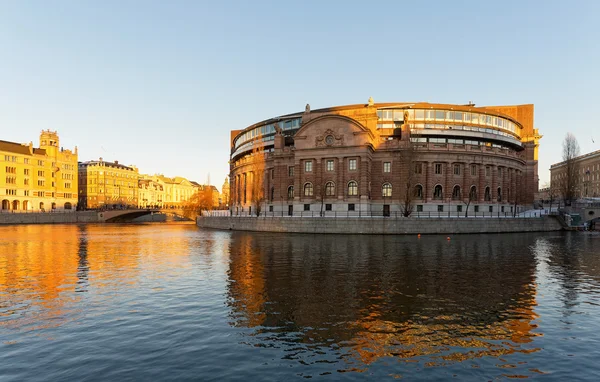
[
  {"left": 288, "top": 166, "right": 294, "bottom": 177},
  {"left": 457, "top": 205, "right": 463, "bottom": 212},
  {"left": 304, "top": 204, "right": 310, "bottom": 211},
  {"left": 304, "top": 161, "right": 313, "bottom": 172},
  {"left": 501, "top": 206, "right": 505, "bottom": 213},
  {"left": 6, "top": 176, "right": 16, "bottom": 184},
  {"left": 65, "top": 182, "right": 71, "bottom": 189},
  {"left": 417, "top": 205, "right": 423, "bottom": 212},
  {"left": 348, "top": 181, "right": 358, "bottom": 196},
  {"left": 383, "top": 162, "right": 391, "bottom": 173},
  {"left": 452, "top": 185, "right": 461, "bottom": 200},
  {"left": 349, "top": 159, "right": 357, "bottom": 171},
  {"left": 414, "top": 163, "right": 423, "bottom": 174},
  {"left": 433, "top": 185, "right": 443, "bottom": 199},
  {"left": 325, "top": 181, "right": 335, "bottom": 196},
  {"left": 287, "top": 186, "right": 294, "bottom": 199},
  {"left": 304, "top": 183, "right": 313, "bottom": 196},
  {"left": 498, "top": 167, "right": 502, "bottom": 178},
  {"left": 484, "top": 187, "right": 491, "bottom": 201},
  {"left": 348, "top": 203, "right": 355, "bottom": 211},
  {"left": 38, "top": 180, "right": 45, "bottom": 186},
  {"left": 37, "top": 160, "right": 44, "bottom": 166},
  {"left": 485, "top": 166, "right": 491, "bottom": 177},
  {"left": 326, "top": 160, "right": 334, "bottom": 172},
  {"left": 24, "top": 179, "right": 29, "bottom": 186},
  {"left": 453, "top": 164, "right": 461, "bottom": 176},
  {"left": 325, "top": 204, "right": 332, "bottom": 211},
  {"left": 414, "top": 185, "right": 423, "bottom": 199},
  {"left": 24, "top": 158, "right": 30, "bottom": 164},
  {"left": 269, "top": 205, "right": 273, "bottom": 212},
  {"left": 475, "top": 205, "right": 479, "bottom": 212},
  {"left": 435, "top": 163, "right": 442, "bottom": 175},
  {"left": 438, "top": 205, "right": 444, "bottom": 212},
  {"left": 497, "top": 187, "right": 502, "bottom": 202},
  {"left": 469, "top": 186, "right": 477, "bottom": 200},
  {"left": 38, "top": 170, "right": 45, "bottom": 177},
  {"left": 489, "top": 206, "right": 493, "bottom": 213},
  {"left": 24, "top": 190, "right": 29, "bottom": 196},
  {"left": 471, "top": 165, "right": 477, "bottom": 176},
  {"left": 382, "top": 183, "right": 392, "bottom": 197}
]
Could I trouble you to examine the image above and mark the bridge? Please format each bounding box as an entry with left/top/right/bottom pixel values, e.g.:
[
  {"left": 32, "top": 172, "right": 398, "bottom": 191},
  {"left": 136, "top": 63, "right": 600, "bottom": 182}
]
[{"left": 98, "top": 208, "right": 194, "bottom": 222}]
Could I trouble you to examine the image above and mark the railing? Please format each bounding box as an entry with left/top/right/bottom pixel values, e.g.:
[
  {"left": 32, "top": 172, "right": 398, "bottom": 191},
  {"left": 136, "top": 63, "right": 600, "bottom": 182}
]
[{"left": 203, "top": 209, "right": 552, "bottom": 219}]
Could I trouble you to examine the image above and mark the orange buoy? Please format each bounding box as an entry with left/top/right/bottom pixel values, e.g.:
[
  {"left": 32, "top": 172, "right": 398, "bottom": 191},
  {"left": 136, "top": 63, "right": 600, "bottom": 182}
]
[
  {"left": 418, "top": 234, "right": 421, "bottom": 238},
  {"left": 447, "top": 236, "right": 451, "bottom": 240}
]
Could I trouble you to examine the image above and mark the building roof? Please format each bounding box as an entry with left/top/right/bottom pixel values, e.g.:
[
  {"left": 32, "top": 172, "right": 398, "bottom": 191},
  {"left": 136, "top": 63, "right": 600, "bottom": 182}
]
[
  {"left": 79, "top": 160, "right": 137, "bottom": 171},
  {"left": 551, "top": 149, "right": 600, "bottom": 169},
  {"left": 0, "top": 140, "right": 32, "bottom": 155}
]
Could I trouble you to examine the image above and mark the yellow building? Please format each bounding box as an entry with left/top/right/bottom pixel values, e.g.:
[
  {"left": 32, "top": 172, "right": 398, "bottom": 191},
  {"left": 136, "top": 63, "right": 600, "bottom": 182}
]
[
  {"left": 78, "top": 158, "right": 139, "bottom": 209},
  {"left": 221, "top": 177, "right": 230, "bottom": 207},
  {"left": 1, "top": 130, "right": 78, "bottom": 212},
  {"left": 138, "top": 175, "right": 166, "bottom": 208},
  {"left": 159, "top": 176, "right": 197, "bottom": 208}
]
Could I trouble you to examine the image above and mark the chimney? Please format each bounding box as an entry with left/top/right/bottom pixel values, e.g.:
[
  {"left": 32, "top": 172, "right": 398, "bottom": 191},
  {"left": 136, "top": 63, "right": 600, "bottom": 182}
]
[{"left": 114, "top": 160, "right": 119, "bottom": 165}]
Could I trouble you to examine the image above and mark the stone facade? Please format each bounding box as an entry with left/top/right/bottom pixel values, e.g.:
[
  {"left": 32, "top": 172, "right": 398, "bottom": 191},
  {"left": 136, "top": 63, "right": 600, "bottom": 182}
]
[
  {"left": 1, "top": 131, "right": 78, "bottom": 212},
  {"left": 229, "top": 101, "right": 541, "bottom": 216},
  {"left": 550, "top": 149, "right": 600, "bottom": 199},
  {"left": 78, "top": 159, "right": 139, "bottom": 209}
]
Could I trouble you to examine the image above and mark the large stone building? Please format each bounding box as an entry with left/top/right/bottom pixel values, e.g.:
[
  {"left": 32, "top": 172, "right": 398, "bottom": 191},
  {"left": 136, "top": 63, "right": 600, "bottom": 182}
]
[
  {"left": 1, "top": 131, "right": 78, "bottom": 212},
  {"left": 550, "top": 149, "right": 600, "bottom": 199},
  {"left": 229, "top": 100, "right": 541, "bottom": 215},
  {"left": 138, "top": 174, "right": 166, "bottom": 208},
  {"left": 78, "top": 158, "right": 139, "bottom": 209}
]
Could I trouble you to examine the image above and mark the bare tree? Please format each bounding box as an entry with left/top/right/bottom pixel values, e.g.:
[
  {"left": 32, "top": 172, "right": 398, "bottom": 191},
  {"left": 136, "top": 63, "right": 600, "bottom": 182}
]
[
  {"left": 463, "top": 186, "right": 476, "bottom": 217},
  {"left": 561, "top": 133, "right": 581, "bottom": 206},
  {"left": 249, "top": 146, "right": 266, "bottom": 216},
  {"left": 399, "top": 140, "right": 417, "bottom": 217},
  {"left": 182, "top": 187, "right": 214, "bottom": 219}
]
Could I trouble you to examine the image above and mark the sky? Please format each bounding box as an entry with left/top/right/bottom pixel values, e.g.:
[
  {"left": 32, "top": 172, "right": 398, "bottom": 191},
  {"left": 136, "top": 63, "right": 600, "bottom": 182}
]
[{"left": 1, "top": 1, "right": 599, "bottom": 190}]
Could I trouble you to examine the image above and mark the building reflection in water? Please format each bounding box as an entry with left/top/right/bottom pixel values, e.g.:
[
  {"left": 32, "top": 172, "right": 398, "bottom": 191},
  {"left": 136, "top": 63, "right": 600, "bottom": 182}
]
[
  {"left": 226, "top": 232, "right": 543, "bottom": 373},
  {"left": 0, "top": 224, "right": 196, "bottom": 333}
]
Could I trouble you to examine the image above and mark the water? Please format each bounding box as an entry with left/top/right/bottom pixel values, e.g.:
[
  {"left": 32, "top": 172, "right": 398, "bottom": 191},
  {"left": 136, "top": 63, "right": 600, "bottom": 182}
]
[{"left": 1, "top": 224, "right": 600, "bottom": 381}]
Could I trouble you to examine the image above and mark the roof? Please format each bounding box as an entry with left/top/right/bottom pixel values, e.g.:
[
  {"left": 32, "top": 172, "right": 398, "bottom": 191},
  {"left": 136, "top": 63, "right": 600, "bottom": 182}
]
[
  {"left": 0, "top": 140, "right": 32, "bottom": 155},
  {"left": 79, "top": 160, "right": 137, "bottom": 171}
]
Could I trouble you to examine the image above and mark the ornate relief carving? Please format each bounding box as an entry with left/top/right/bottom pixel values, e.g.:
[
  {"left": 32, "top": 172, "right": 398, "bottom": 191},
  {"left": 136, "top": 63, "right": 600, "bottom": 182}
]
[{"left": 315, "top": 129, "right": 343, "bottom": 147}]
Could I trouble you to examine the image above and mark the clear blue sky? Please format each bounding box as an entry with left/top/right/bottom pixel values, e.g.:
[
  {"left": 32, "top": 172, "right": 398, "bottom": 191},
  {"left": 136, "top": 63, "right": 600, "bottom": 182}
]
[{"left": 2, "top": 1, "right": 599, "bottom": 189}]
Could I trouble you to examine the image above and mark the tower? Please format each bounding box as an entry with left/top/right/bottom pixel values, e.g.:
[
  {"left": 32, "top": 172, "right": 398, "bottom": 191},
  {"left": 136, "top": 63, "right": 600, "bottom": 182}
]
[{"left": 39, "top": 130, "right": 60, "bottom": 156}]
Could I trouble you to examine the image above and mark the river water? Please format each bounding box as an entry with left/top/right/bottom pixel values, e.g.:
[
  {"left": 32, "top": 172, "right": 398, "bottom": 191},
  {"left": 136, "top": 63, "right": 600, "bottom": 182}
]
[{"left": 1, "top": 223, "right": 599, "bottom": 381}]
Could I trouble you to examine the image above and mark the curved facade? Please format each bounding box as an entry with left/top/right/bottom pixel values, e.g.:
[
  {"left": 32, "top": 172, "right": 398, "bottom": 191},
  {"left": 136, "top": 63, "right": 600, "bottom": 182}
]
[{"left": 229, "top": 100, "right": 541, "bottom": 215}]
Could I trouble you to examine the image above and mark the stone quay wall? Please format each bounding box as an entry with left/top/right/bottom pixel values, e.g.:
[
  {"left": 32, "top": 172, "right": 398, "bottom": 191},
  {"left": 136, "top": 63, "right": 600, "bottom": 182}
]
[
  {"left": 197, "top": 216, "right": 563, "bottom": 235},
  {"left": 0, "top": 211, "right": 99, "bottom": 225}
]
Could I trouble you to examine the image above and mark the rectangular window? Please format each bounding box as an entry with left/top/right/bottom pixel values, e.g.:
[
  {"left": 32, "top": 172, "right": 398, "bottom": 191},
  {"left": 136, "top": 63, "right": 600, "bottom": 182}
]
[
  {"left": 471, "top": 165, "right": 477, "bottom": 176},
  {"left": 288, "top": 166, "right": 294, "bottom": 177},
  {"left": 325, "top": 204, "right": 332, "bottom": 211},
  {"left": 489, "top": 206, "right": 493, "bottom": 213},
  {"left": 304, "top": 161, "right": 313, "bottom": 172},
  {"left": 38, "top": 160, "right": 44, "bottom": 166},
  {"left": 435, "top": 164, "right": 442, "bottom": 175},
  {"left": 349, "top": 159, "right": 357, "bottom": 171},
  {"left": 24, "top": 179, "right": 29, "bottom": 186},
  {"left": 269, "top": 205, "right": 273, "bottom": 212},
  {"left": 417, "top": 205, "right": 423, "bottom": 212},
  {"left": 454, "top": 164, "right": 461, "bottom": 176},
  {"left": 414, "top": 163, "right": 423, "bottom": 174},
  {"left": 348, "top": 203, "right": 355, "bottom": 211},
  {"left": 38, "top": 180, "right": 45, "bottom": 186},
  {"left": 485, "top": 166, "right": 491, "bottom": 177},
  {"left": 327, "top": 160, "right": 334, "bottom": 172},
  {"left": 437, "top": 205, "right": 444, "bottom": 212},
  {"left": 457, "top": 205, "right": 463, "bottom": 212},
  {"left": 474, "top": 205, "right": 479, "bottom": 212},
  {"left": 38, "top": 170, "right": 44, "bottom": 177},
  {"left": 303, "top": 204, "right": 310, "bottom": 211},
  {"left": 24, "top": 190, "right": 29, "bottom": 196},
  {"left": 501, "top": 206, "right": 505, "bottom": 213},
  {"left": 498, "top": 168, "right": 502, "bottom": 178},
  {"left": 383, "top": 162, "right": 391, "bottom": 173}
]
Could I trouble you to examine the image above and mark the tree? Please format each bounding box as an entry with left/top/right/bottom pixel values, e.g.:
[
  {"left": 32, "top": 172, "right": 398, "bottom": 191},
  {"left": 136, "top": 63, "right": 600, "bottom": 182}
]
[
  {"left": 561, "top": 133, "right": 581, "bottom": 206},
  {"left": 182, "top": 187, "right": 214, "bottom": 219},
  {"left": 463, "top": 186, "right": 476, "bottom": 217},
  {"left": 249, "top": 146, "right": 266, "bottom": 217},
  {"left": 399, "top": 140, "right": 417, "bottom": 217}
]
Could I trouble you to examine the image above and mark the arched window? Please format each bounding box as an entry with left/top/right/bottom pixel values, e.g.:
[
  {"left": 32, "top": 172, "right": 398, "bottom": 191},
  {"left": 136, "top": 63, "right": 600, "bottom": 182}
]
[
  {"left": 382, "top": 183, "right": 392, "bottom": 197},
  {"left": 347, "top": 181, "right": 358, "bottom": 196},
  {"left": 287, "top": 186, "right": 294, "bottom": 199},
  {"left": 39, "top": 202, "right": 44, "bottom": 210},
  {"left": 325, "top": 181, "right": 335, "bottom": 196},
  {"left": 12, "top": 200, "right": 19, "bottom": 210},
  {"left": 452, "top": 185, "right": 461, "bottom": 200},
  {"left": 304, "top": 183, "right": 313, "bottom": 197},
  {"left": 484, "top": 187, "right": 491, "bottom": 201},
  {"left": 497, "top": 187, "right": 502, "bottom": 202},
  {"left": 64, "top": 202, "right": 72, "bottom": 210},
  {"left": 1, "top": 200, "right": 9, "bottom": 210},
  {"left": 433, "top": 185, "right": 443, "bottom": 200},
  {"left": 414, "top": 185, "right": 423, "bottom": 199},
  {"left": 469, "top": 186, "right": 477, "bottom": 201}
]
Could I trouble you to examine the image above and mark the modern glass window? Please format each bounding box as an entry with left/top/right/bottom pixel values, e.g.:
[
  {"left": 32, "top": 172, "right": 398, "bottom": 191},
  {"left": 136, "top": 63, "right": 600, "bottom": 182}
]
[
  {"left": 435, "top": 110, "right": 445, "bottom": 120},
  {"left": 325, "top": 181, "right": 335, "bottom": 196},
  {"left": 305, "top": 161, "right": 313, "bottom": 172},
  {"left": 349, "top": 159, "right": 357, "bottom": 171},
  {"left": 326, "top": 160, "right": 334, "bottom": 172},
  {"left": 383, "top": 162, "right": 391, "bottom": 173},
  {"left": 433, "top": 185, "right": 443, "bottom": 199},
  {"left": 348, "top": 181, "right": 358, "bottom": 196},
  {"left": 414, "top": 110, "right": 424, "bottom": 120},
  {"left": 304, "top": 183, "right": 313, "bottom": 196},
  {"left": 382, "top": 183, "right": 392, "bottom": 197}
]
